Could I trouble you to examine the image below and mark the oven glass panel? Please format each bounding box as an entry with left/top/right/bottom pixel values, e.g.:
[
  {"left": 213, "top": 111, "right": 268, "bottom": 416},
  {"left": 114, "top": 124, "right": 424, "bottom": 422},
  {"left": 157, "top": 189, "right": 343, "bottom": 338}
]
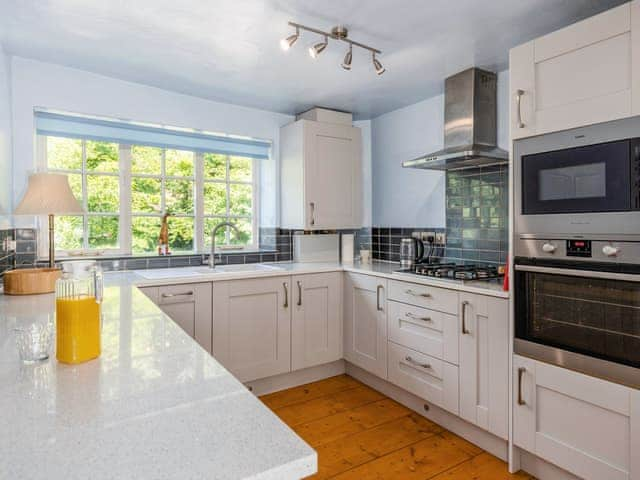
[
  {"left": 522, "top": 139, "right": 631, "bottom": 214},
  {"left": 515, "top": 270, "right": 640, "bottom": 368}
]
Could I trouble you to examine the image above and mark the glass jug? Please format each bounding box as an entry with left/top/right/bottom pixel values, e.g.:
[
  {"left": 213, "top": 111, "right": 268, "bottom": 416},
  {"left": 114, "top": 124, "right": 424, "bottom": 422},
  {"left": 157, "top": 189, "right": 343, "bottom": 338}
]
[{"left": 55, "top": 261, "right": 103, "bottom": 364}]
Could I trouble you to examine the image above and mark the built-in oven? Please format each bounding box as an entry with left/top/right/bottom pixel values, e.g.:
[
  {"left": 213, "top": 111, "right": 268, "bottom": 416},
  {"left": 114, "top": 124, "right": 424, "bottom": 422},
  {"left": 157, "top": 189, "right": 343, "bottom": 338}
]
[
  {"left": 514, "top": 250, "right": 640, "bottom": 388},
  {"left": 514, "top": 116, "right": 640, "bottom": 238}
]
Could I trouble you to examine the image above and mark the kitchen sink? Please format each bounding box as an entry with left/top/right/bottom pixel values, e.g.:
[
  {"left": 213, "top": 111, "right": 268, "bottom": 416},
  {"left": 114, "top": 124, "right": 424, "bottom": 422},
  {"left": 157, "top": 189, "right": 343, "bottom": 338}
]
[
  {"left": 135, "top": 263, "right": 284, "bottom": 280},
  {"left": 192, "top": 263, "right": 284, "bottom": 273},
  {"left": 135, "top": 268, "right": 202, "bottom": 280}
]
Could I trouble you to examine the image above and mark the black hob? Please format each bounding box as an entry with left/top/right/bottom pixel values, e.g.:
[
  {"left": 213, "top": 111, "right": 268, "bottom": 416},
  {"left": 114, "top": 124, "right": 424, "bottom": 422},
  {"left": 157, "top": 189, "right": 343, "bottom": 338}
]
[{"left": 396, "top": 263, "right": 503, "bottom": 282}]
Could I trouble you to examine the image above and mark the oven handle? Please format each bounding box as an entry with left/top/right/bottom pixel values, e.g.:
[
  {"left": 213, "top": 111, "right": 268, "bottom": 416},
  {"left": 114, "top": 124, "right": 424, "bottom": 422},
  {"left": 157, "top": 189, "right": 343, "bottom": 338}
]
[{"left": 514, "top": 264, "right": 640, "bottom": 282}]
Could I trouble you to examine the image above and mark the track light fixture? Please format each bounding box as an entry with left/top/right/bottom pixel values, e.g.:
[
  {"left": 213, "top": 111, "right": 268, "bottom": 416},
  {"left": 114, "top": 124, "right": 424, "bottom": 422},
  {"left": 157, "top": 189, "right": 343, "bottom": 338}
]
[
  {"left": 372, "top": 53, "right": 385, "bottom": 75},
  {"left": 280, "top": 26, "right": 299, "bottom": 51},
  {"left": 341, "top": 45, "right": 352, "bottom": 70},
  {"left": 280, "top": 21, "right": 385, "bottom": 75},
  {"left": 309, "top": 35, "right": 328, "bottom": 59}
]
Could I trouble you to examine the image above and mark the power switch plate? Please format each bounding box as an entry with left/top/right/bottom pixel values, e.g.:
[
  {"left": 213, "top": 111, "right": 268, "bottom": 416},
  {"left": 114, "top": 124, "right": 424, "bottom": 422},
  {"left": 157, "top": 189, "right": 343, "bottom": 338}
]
[
  {"left": 421, "top": 231, "right": 436, "bottom": 242},
  {"left": 435, "top": 232, "right": 446, "bottom": 245}
]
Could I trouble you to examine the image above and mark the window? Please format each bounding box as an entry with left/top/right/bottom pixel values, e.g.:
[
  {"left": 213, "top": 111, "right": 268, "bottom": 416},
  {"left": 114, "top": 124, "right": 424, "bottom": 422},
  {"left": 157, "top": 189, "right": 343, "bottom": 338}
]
[
  {"left": 39, "top": 134, "right": 261, "bottom": 255},
  {"left": 46, "top": 137, "right": 121, "bottom": 251}
]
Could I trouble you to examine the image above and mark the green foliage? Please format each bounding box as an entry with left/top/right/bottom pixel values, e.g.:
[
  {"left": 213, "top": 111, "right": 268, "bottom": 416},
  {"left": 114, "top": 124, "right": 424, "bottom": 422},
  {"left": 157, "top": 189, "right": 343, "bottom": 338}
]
[{"left": 47, "top": 136, "right": 255, "bottom": 253}]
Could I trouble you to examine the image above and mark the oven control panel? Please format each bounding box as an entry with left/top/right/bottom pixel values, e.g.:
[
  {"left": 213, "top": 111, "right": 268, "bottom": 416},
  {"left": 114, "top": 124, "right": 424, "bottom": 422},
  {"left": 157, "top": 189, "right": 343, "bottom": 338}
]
[{"left": 566, "top": 240, "right": 592, "bottom": 257}]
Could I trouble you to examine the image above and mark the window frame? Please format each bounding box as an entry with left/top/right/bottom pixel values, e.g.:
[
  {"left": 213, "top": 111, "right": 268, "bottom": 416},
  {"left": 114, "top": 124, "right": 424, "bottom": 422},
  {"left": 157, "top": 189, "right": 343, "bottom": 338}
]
[{"left": 36, "top": 135, "right": 260, "bottom": 258}]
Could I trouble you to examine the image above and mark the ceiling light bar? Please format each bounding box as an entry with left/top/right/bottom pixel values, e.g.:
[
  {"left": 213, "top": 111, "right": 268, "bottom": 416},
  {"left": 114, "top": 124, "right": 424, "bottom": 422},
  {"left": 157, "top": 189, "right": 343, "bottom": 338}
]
[{"left": 280, "top": 21, "right": 385, "bottom": 75}]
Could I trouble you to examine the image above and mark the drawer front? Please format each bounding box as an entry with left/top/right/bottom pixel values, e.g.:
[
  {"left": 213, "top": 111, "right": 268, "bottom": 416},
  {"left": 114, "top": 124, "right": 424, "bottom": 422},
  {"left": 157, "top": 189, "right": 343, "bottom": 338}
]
[
  {"left": 157, "top": 285, "right": 197, "bottom": 305},
  {"left": 387, "top": 341, "right": 459, "bottom": 414},
  {"left": 387, "top": 301, "right": 458, "bottom": 364},
  {"left": 388, "top": 280, "right": 458, "bottom": 314}
]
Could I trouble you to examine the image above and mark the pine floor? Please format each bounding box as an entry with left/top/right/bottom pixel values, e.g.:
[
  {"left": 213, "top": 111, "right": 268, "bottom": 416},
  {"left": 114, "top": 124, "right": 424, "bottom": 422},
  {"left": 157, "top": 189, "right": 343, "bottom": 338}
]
[{"left": 260, "top": 374, "right": 535, "bottom": 480}]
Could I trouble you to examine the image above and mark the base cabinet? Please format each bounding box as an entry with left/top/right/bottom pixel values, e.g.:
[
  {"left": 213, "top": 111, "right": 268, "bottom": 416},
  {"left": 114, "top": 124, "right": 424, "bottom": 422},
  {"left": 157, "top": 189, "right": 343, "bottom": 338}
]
[
  {"left": 139, "top": 282, "right": 212, "bottom": 353},
  {"left": 213, "top": 277, "right": 291, "bottom": 383},
  {"left": 344, "top": 273, "right": 388, "bottom": 379},
  {"left": 459, "top": 293, "right": 509, "bottom": 440},
  {"left": 291, "top": 272, "right": 343, "bottom": 370},
  {"left": 514, "top": 354, "right": 640, "bottom": 480}
]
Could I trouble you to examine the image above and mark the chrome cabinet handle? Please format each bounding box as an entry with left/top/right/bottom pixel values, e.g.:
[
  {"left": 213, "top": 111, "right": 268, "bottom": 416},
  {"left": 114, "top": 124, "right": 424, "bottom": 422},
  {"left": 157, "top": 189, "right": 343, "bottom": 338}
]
[
  {"left": 517, "top": 367, "right": 526, "bottom": 406},
  {"left": 376, "top": 285, "right": 384, "bottom": 311},
  {"left": 405, "top": 312, "right": 431, "bottom": 323},
  {"left": 515, "top": 89, "right": 525, "bottom": 128},
  {"left": 309, "top": 202, "right": 316, "bottom": 226},
  {"left": 405, "top": 289, "right": 431, "bottom": 298},
  {"left": 161, "top": 291, "right": 194, "bottom": 298},
  {"left": 283, "top": 282, "right": 288, "bottom": 308},
  {"left": 297, "top": 281, "right": 302, "bottom": 306},
  {"left": 461, "top": 300, "right": 470, "bottom": 334},
  {"left": 404, "top": 355, "right": 431, "bottom": 370}
]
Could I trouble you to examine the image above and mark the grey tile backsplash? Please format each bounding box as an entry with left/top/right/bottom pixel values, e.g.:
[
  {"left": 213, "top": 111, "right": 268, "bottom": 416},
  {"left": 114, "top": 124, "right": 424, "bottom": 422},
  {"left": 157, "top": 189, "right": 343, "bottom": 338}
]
[{"left": 373, "top": 165, "right": 509, "bottom": 266}]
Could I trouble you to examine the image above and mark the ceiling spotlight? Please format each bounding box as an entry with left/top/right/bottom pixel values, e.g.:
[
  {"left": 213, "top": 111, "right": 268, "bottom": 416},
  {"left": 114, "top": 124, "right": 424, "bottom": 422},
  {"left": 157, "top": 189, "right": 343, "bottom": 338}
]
[
  {"left": 309, "top": 35, "right": 328, "bottom": 59},
  {"left": 280, "top": 27, "right": 299, "bottom": 51},
  {"left": 372, "top": 53, "right": 385, "bottom": 75},
  {"left": 341, "top": 45, "right": 352, "bottom": 70}
]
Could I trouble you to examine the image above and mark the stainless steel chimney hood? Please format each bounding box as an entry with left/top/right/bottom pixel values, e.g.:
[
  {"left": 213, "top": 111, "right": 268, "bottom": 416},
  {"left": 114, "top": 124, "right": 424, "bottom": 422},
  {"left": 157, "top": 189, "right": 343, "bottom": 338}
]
[{"left": 403, "top": 68, "right": 508, "bottom": 171}]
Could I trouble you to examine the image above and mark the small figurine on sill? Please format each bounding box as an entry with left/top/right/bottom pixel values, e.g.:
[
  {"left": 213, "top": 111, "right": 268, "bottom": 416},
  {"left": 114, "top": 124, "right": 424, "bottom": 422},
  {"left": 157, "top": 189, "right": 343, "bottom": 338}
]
[{"left": 158, "top": 212, "right": 171, "bottom": 255}]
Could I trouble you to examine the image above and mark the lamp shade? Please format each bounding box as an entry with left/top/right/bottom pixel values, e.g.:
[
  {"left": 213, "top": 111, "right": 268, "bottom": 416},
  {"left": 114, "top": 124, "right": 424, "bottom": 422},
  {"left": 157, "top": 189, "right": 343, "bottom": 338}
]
[{"left": 14, "top": 173, "right": 83, "bottom": 215}]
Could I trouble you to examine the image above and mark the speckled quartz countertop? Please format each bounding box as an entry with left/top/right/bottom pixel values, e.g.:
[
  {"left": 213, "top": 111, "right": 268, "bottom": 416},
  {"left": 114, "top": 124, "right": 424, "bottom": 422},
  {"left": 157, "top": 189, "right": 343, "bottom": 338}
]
[{"left": 0, "top": 285, "right": 316, "bottom": 480}]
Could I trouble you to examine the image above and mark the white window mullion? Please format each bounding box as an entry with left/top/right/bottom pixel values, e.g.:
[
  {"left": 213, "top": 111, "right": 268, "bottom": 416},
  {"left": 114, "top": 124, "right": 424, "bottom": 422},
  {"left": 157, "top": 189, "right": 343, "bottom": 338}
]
[
  {"left": 81, "top": 140, "right": 89, "bottom": 250},
  {"left": 195, "top": 152, "right": 204, "bottom": 252},
  {"left": 225, "top": 155, "right": 231, "bottom": 244},
  {"left": 120, "top": 145, "right": 132, "bottom": 254}
]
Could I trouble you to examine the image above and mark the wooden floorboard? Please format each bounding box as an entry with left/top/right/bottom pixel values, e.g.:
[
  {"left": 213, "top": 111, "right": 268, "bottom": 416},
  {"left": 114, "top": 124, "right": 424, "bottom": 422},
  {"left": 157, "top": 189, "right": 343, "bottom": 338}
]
[{"left": 260, "top": 374, "right": 534, "bottom": 480}]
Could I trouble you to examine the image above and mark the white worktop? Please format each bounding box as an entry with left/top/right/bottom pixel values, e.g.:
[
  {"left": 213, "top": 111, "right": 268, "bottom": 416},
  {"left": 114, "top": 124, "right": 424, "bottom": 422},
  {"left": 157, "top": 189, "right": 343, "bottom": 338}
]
[
  {"left": 117, "top": 260, "right": 509, "bottom": 299},
  {"left": 0, "top": 285, "right": 316, "bottom": 480}
]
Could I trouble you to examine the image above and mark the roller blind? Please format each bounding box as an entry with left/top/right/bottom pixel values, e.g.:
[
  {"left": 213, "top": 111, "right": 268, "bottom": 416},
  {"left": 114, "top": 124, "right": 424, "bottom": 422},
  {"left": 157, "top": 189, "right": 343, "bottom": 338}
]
[{"left": 35, "top": 111, "right": 272, "bottom": 159}]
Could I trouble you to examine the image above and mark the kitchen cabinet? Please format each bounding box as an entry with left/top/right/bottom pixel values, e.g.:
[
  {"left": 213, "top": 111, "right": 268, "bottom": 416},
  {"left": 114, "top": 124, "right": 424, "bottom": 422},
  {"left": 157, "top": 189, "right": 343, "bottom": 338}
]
[
  {"left": 458, "top": 293, "right": 508, "bottom": 440},
  {"left": 291, "top": 272, "right": 343, "bottom": 370},
  {"left": 139, "top": 283, "right": 212, "bottom": 353},
  {"left": 343, "top": 273, "right": 388, "bottom": 379},
  {"left": 212, "top": 277, "right": 291, "bottom": 382},
  {"left": 513, "top": 354, "right": 640, "bottom": 480},
  {"left": 510, "top": 1, "right": 640, "bottom": 139},
  {"left": 280, "top": 119, "right": 362, "bottom": 230}
]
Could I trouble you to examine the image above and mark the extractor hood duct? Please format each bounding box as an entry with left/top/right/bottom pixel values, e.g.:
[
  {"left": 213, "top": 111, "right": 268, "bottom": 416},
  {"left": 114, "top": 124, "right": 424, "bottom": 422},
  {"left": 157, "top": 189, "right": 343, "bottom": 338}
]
[{"left": 403, "top": 67, "right": 508, "bottom": 171}]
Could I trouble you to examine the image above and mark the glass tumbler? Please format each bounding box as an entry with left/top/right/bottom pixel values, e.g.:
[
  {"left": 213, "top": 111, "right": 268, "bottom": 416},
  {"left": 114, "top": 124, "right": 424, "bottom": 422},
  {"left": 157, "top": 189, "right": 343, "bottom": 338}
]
[{"left": 14, "top": 314, "right": 55, "bottom": 363}]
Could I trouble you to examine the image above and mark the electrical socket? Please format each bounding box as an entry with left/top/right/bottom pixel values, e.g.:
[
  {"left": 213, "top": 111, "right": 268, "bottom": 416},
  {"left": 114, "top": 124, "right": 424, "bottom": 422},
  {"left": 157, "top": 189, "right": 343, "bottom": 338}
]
[
  {"left": 435, "top": 232, "right": 446, "bottom": 245},
  {"left": 421, "top": 231, "right": 436, "bottom": 243},
  {"left": 3, "top": 238, "right": 16, "bottom": 252},
  {"left": 411, "top": 231, "right": 422, "bottom": 239}
]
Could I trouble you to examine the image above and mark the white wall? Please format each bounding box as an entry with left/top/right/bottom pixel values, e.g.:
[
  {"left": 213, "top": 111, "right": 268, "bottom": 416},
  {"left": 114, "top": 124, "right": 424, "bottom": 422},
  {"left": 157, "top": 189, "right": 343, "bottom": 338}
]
[
  {"left": 354, "top": 119, "right": 372, "bottom": 227},
  {"left": 0, "top": 44, "right": 12, "bottom": 227},
  {"left": 371, "top": 70, "right": 509, "bottom": 228},
  {"left": 10, "top": 57, "right": 294, "bottom": 228}
]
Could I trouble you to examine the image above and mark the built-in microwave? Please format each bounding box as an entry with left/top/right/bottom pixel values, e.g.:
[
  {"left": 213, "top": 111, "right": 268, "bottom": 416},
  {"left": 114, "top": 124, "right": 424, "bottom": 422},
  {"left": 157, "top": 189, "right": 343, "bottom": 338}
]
[{"left": 514, "top": 116, "right": 640, "bottom": 239}]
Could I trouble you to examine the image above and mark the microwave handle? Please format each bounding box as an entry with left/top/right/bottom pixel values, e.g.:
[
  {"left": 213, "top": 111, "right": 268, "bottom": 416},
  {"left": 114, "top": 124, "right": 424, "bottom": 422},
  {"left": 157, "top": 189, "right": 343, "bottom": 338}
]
[{"left": 514, "top": 264, "right": 640, "bottom": 282}]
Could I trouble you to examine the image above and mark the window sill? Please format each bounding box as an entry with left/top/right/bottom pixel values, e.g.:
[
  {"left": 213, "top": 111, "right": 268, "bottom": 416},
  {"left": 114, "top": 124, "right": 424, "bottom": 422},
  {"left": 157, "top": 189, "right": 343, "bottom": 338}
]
[{"left": 48, "top": 248, "right": 278, "bottom": 262}]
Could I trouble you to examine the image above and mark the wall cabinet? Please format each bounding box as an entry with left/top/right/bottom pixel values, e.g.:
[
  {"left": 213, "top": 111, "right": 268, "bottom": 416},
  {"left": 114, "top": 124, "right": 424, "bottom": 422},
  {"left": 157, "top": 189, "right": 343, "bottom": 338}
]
[
  {"left": 280, "top": 119, "right": 362, "bottom": 230},
  {"left": 510, "top": 1, "right": 640, "bottom": 139},
  {"left": 343, "top": 273, "right": 388, "bottom": 379},
  {"left": 513, "top": 354, "right": 640, "bottom": 480},
  {"left": 139, "top": 282, "right": 212, "bottom": 353},
  {"left": 291, "top": 272, "right": 343, "bottom": 370},
  {"left": 212, "top": 277, "right": 291, "bottom": 383},
  {"left": 458, "top": 293, "right": 508, "bottom": 440}
]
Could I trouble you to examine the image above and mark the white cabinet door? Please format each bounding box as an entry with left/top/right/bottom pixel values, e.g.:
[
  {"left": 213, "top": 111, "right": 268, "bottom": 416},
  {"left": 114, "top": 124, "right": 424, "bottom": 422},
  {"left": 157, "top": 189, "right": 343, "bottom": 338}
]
[
  {"left": 458, "top": 294, "right": 508, "bottom": 440},
  {"left": 304, "top": 121, "right": 362, "bottom": 230},
  {"left": 280, "top": 119, "right": 362, "bottom": 230},
  {"left": 343, "top": 273, "right": 388, "bottom": 379},
  {"left": 513, "top": 355, "right": 638, "bottom": 480},
  {"left": 213, "top": 277, "right": 291, "bottom": 382},
  {"left": 139, "top": 283, "right": 213, "bottom": 354},
  {"left": 510, "top": 1, "right": 637, "bottom": 139},
  {"left": 291, "top": 272, "right": 342, "bottom": 371}
]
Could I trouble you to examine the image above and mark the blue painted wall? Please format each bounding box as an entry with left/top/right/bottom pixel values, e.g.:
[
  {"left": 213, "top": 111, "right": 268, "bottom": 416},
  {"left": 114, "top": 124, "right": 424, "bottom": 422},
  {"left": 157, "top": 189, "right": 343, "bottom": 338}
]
[{"left": 371, "top": 70, "right": 509, "bottom": 228}]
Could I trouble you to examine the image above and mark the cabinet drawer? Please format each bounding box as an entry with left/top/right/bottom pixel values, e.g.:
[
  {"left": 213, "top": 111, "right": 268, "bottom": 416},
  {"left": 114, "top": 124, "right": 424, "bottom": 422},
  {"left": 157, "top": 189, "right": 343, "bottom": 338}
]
[
  {"left": 387, "top": 301, "right": 458, "bottom": 364},
  {"left": 387, "top": 341, "right": 459, "bottom": 414},
  {"left": 157, "top": 285, "right": 197, "bottom": 305},
  {"left": 388, "top": 280, "right": 458, "bottom": 314}
]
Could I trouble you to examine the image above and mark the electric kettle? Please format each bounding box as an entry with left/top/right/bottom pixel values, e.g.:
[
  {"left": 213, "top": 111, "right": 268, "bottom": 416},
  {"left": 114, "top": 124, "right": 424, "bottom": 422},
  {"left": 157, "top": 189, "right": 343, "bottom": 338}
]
[{"left": 400, "top": 238, "right": 424, "bottom": 268}]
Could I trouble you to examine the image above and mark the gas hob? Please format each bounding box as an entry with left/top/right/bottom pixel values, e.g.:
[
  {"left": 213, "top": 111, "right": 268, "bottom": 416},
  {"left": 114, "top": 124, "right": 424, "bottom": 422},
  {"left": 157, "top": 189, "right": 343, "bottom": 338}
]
[{"left": 394, "top": 263, "right": 503, "bottom": 282}]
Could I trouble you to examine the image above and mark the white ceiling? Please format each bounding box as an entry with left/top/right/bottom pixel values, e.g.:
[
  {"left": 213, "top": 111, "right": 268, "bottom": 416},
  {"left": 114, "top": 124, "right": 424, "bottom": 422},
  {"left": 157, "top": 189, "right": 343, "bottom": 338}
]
[{"left": 0, "top": 0, "right": 628, "bottom": 119}]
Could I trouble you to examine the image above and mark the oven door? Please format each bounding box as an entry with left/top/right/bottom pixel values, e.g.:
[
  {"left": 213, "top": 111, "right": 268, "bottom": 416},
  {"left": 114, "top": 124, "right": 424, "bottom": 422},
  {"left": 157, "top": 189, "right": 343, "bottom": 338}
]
[
  {"left": 514, "top": 259, "right": 640, "bottom": 387},
  {"left": 521, "top": 139, "right": 635, "bottom": 215}
]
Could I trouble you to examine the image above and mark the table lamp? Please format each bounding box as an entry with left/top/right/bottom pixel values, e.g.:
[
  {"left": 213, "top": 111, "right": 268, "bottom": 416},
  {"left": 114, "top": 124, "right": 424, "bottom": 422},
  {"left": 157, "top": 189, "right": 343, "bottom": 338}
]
[{"left": 14, "top": 172, "right": 84, "bottom": 268}]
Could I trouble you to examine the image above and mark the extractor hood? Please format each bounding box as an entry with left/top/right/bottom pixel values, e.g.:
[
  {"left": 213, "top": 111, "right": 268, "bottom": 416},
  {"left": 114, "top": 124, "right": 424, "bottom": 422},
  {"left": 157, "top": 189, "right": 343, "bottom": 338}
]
[{"left": 403, "top": 67, "right": 508, "bottom": 171}]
